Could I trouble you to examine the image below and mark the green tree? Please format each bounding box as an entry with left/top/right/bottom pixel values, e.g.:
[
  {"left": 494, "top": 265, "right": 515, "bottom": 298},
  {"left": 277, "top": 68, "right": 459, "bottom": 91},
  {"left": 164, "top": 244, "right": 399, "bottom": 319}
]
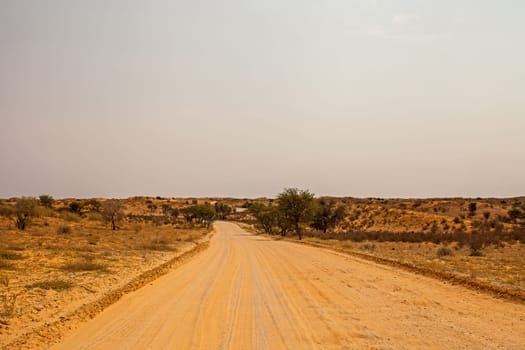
[
  {"left": 276, "top": 188, "right": 315, "bottom": 239},
  {"left": 251, "top": 204, "right": 278, "bottom": 234},
  {"left": 310, "top": 199, "right": 346, "bottom": 233},
  {"left": 38, "top": 195, "right": 54, "bottom": 208}
]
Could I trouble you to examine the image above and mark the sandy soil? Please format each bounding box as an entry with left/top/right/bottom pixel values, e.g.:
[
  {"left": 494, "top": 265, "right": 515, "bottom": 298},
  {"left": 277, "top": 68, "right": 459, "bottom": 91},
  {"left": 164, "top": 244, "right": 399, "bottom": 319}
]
[
  {"left": 53, "top": 222, "right": 525, "bottom": 349},
  {"left": 0, "top": 223, "right": 209, "bottom": 349}
]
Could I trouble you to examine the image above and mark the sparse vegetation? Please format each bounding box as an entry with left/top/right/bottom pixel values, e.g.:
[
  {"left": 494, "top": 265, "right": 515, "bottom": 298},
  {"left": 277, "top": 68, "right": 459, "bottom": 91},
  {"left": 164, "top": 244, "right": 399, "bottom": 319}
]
[
  {"left": 101, "top": 200, "right": 124, "bottom": 230},
  {"left": 310, "top": 199, "right": 346, "bottom": 233},
  {"left": 38, "top": 195, "right": 55, "bottom": 208},
  {"left": 61, "top": 260, "right": 109, "bottom": 272},
  {"left": 26, "top": 280, "right": 74, "bottom": 291},
  {"left": 14, "top": 197, "right": 39, "bottom": 230},
  {"left": 437, "top": 246, "right": 452, "bottom": 258}
]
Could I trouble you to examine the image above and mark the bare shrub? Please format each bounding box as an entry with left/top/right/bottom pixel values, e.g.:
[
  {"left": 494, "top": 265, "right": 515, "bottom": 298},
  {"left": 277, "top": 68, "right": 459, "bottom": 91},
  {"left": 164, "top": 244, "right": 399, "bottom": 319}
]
[{"left": 102, "top": 200, "right": 124, "bottom": 230}]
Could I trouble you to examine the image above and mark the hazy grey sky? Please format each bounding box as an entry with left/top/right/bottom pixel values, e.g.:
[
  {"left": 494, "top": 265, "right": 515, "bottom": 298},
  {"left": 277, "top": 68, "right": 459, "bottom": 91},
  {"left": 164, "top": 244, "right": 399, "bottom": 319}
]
[{"left": 1, "top": 0, "right": 524, "bottom": 198}]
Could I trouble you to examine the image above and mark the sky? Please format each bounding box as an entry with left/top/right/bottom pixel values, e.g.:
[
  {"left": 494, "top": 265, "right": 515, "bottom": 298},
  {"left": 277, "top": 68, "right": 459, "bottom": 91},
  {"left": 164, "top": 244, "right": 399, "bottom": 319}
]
[{"left": 1, "top": 0, "right": 524, "bottom": 199}]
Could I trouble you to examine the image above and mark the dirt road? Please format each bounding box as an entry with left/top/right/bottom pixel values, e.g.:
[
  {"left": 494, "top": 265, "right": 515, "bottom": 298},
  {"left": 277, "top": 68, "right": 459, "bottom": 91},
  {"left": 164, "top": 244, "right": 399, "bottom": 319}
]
[{"left": 54, "top": 222, "right": 525, "bottom": 349}]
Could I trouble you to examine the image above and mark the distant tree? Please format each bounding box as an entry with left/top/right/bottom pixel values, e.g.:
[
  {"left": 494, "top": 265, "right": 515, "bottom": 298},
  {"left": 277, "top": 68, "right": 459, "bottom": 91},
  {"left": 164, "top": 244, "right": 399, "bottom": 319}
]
[
  {"left": 69, "top": 201, "right": 83, "bottom": 214},
  {"left": 214, "top": 202, "right": 233, "bottom": 220},
  {"left": 13, "top": 197, "right": 39, "bottom": 230},
  {"left": 196, "top": 204, "right": 216, "bottom": 227},
  {"left": 276, "top": 188, "right": 315, "bottom": 239},
  {"left": 508, "top": 208, "right": 523, "bottom": 224},
  {"left": 181, "top": 206, "right": 195, "bottom": 223},
  {"left": 101, "top": 200, "right": 124, "bottom": 230},
  {"left": 310, "top": 199, "right": 346, "bottom": 233},
  {"left": 180, "top": 204, "right": 216, "bottom": 227},
  {"left": 250, "top": 204, "right": 278, "bottom": 234},
  {"left": 84, "top": 199, "right": 101, "bottom": 212},
  {"left": 161, "top": 204, "right": 179, "bottom": 224},
  {"left": 38, "top": 195, "right": 55, "bottom": 208},
  {"left": 483, "top": 211, "right": 490, "bottom": 220}
]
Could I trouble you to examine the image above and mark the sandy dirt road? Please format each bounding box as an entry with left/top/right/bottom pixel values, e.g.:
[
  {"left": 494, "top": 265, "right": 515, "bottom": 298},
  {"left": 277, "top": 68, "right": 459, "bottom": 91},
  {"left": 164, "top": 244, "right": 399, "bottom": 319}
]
[{"left": 54, "top": 221, "right": 525, "bottom": 350}]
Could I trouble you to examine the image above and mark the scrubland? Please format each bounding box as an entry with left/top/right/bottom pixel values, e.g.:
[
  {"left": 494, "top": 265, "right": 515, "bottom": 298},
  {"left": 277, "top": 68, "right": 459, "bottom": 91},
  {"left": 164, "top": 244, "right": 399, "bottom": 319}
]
[
  {"left": 0, "top": 197, "right": 210, "bottom": 348},
  {"left": 243, "top": 194, "right": 525, "bottom": 299}
]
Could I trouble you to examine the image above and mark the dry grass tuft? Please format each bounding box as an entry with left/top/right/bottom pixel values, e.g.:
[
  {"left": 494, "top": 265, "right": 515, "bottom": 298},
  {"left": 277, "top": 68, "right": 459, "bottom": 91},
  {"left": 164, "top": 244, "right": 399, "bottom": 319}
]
[{"left": 26, "top": 280, "right": 74, "bottom": 291}]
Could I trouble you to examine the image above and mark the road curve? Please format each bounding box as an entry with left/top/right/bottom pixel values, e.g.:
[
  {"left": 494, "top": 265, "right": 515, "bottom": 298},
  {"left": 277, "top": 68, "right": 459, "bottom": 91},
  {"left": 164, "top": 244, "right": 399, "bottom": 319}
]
[{"left": 54, "top": 221, "right": 525, "bottom": 349}]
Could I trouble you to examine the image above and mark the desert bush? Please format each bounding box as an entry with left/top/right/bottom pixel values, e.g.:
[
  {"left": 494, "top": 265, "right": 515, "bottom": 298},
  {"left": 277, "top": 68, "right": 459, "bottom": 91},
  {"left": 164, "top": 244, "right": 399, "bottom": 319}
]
[
  {"left": 26, "top": 280, "right": 74, "bottom": 291},
  {"left": 69, "top": 201, "right": 83, "bottom": 214},
  {"left": 84, "top": 199, "right": 101, "bottom": 212},
  {"left": 38, "top": 195, "right": 54, "bottom": 208},
  {"left": 310, "top": 199, "right": 346, "bottom": 233},
  {"left": 437, "top": 246, "right": 452, "bottom": 258},
  {"left": 62, "top": 261, "right": 108, "bottom": 272},
  {"left": 56, "top": 224, "right": 72, "bottom": 234},
  {"left": 469, "top": 232, "right": 485, "bottom": 256}
]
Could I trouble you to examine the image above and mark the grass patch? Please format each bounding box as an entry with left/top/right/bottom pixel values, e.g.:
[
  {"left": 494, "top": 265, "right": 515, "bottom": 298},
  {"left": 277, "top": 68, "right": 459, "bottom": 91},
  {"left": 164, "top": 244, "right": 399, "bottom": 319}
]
[
  {"left": 0, "top": 251, "right": 24, "bottom": 260},
  {"left": 61, "top": 261, "right": 108, "bottom": 272},
  {"left": 26, "top": 280, "right": 74, "bottom": 291}
]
